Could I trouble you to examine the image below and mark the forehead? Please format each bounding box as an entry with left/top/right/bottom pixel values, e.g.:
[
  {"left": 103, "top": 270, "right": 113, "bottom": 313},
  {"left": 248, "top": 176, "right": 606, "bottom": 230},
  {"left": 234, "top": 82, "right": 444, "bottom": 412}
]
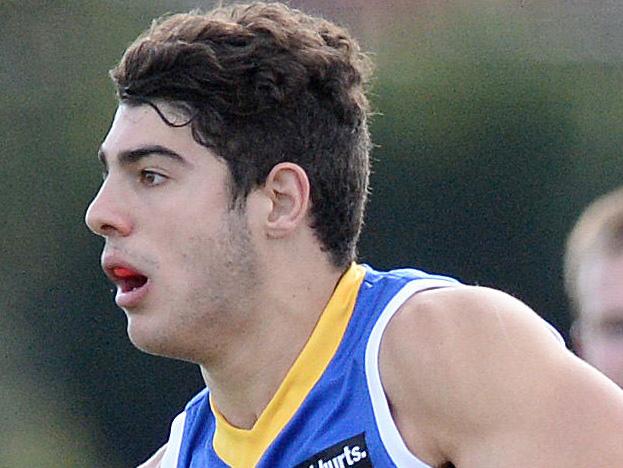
[
  {"left": 578, "top": 253, "right": 623, "bottom": 320},
  {"left": 100, "top": 103, "right": 199, "bottom": 159}
]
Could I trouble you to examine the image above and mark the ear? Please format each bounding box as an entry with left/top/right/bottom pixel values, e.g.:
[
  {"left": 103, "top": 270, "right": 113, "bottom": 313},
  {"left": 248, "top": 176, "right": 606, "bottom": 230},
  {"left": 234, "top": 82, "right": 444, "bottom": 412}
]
[{"left": 262, "top": 162, "right": 310, "bottom": 238}]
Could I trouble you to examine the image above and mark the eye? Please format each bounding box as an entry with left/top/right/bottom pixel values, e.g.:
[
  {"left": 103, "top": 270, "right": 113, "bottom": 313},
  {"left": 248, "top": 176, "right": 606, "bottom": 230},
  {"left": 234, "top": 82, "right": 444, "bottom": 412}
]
[{"left": 140, "top": 170, "right": 167, "bottom": 186}]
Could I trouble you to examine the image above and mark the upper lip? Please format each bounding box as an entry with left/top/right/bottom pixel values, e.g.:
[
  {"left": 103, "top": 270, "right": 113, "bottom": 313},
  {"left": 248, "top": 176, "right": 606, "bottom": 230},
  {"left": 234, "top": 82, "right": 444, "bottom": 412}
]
[{"left": 101, "top": 253, "right": 148, "bottom": 286}]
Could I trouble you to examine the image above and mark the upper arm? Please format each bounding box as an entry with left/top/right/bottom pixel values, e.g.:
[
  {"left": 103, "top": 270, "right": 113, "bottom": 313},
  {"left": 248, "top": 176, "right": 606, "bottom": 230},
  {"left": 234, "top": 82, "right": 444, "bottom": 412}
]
[{"left": 380, "top": 286, "right": 623, "bottom": 468}]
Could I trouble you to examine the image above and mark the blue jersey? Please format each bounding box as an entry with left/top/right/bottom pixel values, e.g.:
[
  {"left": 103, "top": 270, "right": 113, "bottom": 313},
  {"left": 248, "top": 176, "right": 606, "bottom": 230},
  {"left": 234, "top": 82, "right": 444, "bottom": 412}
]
[{"left": 158, "top": 264, "right": 460, "bottom": 467}]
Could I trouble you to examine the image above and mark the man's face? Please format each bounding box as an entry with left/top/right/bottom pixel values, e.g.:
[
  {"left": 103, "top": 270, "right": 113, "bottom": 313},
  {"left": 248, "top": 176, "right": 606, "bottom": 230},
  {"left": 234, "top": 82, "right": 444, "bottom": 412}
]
[
  {"left": 85, "top": 104, "right": 259, "bottom": 362},
  {"left": 575, "top": 252, "right": 623, "bottom": 387}
]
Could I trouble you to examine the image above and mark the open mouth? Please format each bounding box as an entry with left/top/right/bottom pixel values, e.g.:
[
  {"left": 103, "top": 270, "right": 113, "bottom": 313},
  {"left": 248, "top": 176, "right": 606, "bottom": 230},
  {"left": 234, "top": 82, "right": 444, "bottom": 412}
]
[{"left": 111, "top": 266, "right": 148, "bottom": 292}]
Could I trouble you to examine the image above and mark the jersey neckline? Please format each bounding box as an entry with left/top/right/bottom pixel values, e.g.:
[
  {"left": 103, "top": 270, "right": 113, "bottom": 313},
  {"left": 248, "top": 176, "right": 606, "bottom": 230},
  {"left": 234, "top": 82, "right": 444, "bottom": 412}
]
[{"left": 211, "top": 263, "right": 367, "bottom": 467}]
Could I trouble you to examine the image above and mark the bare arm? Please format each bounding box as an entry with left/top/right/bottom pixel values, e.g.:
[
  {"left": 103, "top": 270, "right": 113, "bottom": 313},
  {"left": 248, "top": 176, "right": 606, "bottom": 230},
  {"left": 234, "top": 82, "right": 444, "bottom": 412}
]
[{"left": 380, "top": 286, "right": 623, "bottom": 467}]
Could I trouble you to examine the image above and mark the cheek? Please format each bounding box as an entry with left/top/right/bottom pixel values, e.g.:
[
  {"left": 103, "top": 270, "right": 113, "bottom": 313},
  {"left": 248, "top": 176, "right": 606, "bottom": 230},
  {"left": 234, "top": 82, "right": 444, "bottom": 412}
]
[
  {"left": 604, "top": 340, "right": 623, "bottom": 365},
  {"left": 163, "top": 221, "right": 231, "bottom": 292},
  {"left": 152, "top": 204, "right": 256, "bottom": 302},
  {"left": 145, "top": 220, "right": 213, "bottom": 299},
  {"left": 584, "top": 339, "right": 623, "bottom": 373}
]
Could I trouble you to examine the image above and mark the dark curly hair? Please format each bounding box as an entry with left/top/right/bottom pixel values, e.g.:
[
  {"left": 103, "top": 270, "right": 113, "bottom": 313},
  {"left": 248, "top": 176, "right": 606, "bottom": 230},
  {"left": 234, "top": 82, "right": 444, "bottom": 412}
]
[{"left": 110, "top": 2, "right": 374, "bottom": 268}]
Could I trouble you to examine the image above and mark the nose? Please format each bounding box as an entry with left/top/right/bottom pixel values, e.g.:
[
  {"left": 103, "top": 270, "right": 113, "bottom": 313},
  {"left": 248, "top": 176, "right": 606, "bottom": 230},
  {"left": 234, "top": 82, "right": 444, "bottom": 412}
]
[{"left": 85, "top": 178, "right": 133, "bottom": 238}]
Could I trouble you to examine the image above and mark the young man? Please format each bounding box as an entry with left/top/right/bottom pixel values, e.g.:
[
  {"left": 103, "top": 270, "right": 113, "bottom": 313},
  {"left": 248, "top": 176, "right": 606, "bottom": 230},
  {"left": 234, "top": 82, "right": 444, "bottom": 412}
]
[
  {"left": 565, "top": 187, "right": 623, "bottom": 389},
  {"left": 85, "top": 3, "right": 623, "bottom": 467}
]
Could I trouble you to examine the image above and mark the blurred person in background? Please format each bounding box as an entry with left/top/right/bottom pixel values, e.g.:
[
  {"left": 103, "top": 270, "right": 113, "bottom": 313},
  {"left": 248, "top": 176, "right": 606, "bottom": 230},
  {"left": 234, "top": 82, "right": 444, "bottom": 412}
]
[
  {"left": 85, "top": 2, "right": 623, "bottom": 467},
  {"left": 565, "top": 187, "right": 623, "bottom": 388}
]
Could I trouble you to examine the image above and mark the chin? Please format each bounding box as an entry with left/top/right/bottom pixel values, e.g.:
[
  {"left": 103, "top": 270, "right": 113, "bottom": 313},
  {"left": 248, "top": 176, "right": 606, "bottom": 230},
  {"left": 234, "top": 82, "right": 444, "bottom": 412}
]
[
  {"left": 126, "top": 319, "right": 197, "bottom": 362},
  {"left": 127, "top": 317, "right": 169, "bottom": 355}
]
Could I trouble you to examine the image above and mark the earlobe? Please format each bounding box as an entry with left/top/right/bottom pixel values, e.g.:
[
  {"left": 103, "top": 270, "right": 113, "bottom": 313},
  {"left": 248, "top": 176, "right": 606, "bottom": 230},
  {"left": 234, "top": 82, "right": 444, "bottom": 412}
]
[{"left": 264, "top": 163, "right": 310, "bottom": 238}]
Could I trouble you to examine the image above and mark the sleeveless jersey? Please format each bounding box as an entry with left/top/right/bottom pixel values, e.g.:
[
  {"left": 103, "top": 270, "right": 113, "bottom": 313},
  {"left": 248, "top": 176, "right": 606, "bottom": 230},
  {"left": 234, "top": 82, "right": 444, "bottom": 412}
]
[{"left": 158, "top": 263, "right": 461, "bottom": 467}]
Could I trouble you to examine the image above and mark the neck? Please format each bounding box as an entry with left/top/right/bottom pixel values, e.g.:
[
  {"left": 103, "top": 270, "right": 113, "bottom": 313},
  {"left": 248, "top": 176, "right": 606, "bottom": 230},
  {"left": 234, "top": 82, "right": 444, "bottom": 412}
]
[{"left": 199, "top": 254, "right": 346, "bottom": 429}]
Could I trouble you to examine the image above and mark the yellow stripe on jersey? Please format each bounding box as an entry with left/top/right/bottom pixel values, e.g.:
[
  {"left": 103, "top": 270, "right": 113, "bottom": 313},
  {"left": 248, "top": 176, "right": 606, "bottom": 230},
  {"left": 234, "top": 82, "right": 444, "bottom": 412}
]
[{"left": 211, "top": 263, "right": 367, "bottom": 467}]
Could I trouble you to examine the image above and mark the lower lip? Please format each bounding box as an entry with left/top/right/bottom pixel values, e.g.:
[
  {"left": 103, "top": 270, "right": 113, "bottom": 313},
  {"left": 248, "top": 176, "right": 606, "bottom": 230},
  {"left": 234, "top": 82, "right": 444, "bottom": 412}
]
[{"left": 115, "top": 280, "right": 151, "bottom": 308}]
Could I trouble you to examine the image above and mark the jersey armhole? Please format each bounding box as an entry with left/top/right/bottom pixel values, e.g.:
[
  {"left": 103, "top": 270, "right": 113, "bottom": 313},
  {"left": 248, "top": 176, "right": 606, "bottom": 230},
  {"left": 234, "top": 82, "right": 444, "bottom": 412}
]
[{"left": 364, "top": 279, "right": 457, "bottom": 468}]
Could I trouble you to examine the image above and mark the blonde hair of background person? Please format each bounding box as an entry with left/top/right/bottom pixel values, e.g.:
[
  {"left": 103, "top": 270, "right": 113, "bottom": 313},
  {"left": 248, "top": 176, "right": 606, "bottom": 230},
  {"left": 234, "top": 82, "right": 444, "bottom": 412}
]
[
  {"left": 85, "top": 3, "right": 623, "bottom": 467},
  {"left": 565, "top": 186, "right": 623, "bottom": 388}
]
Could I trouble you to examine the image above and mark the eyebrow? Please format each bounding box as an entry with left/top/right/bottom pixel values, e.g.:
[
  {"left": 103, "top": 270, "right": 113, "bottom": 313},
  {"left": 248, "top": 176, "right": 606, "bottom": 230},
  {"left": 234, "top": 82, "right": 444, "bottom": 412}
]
[{"left": 97, "top": 145, "right": 187, "bottom": 169}]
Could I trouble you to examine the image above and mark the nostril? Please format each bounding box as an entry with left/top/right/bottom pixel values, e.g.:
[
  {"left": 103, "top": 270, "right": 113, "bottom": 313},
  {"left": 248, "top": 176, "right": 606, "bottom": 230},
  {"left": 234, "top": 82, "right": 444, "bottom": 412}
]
[
  {"left": 98, "top": 221, "right": 132, "bottom": 237},
  {"left": 85, "top": 198, "right": 132, "bottom": 237},
  {"left": 101, "top": 222, "right": 116, "bottom": 232}
]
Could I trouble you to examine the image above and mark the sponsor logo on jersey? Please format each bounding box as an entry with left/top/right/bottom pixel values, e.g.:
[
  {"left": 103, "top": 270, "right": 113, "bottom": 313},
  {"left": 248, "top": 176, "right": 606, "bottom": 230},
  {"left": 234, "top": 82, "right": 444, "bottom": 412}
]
[{"left": 295, "top": 433, "right": 372, "bottom": 468}]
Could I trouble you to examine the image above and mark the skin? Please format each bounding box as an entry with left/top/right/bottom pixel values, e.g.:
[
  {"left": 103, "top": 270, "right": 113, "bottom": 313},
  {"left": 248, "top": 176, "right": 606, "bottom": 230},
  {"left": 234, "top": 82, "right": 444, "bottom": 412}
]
[
  {"left": 86, "top": 104, "right": 260, "bottom": 363},
  {"left": 87, "top": 104, "right": 623, "bottom": 467},
  {"left": 573, "top": 252, "right": 623, "bottom": 388},
  {"left": 86, "top": 103, "right": 344, "bottom": 429},
  {"left": 381, "top": 286, "right": 623, "bottom": 467}
]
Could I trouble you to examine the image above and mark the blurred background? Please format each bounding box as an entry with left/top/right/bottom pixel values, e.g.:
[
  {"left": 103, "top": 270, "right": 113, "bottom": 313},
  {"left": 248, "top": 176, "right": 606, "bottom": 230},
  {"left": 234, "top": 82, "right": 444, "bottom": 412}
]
[{"left": 2, "top": 0, "right": 623, "bottom": 466}]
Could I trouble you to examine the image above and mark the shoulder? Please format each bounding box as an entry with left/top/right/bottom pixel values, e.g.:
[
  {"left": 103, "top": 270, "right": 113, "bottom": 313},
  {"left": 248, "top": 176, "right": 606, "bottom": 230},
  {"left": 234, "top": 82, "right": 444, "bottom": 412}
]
[
  {"left": 378, "top": 286, "right": 559, "bottom": 462},
  {"left": 380, "top": 285, "right": 566, "bottom": 388},
  {"left": 383, "top": 285, "right": 563, "bottom": 355},
  {"left": 379, "top": 285, "right": 623, "bottom": 466}
]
